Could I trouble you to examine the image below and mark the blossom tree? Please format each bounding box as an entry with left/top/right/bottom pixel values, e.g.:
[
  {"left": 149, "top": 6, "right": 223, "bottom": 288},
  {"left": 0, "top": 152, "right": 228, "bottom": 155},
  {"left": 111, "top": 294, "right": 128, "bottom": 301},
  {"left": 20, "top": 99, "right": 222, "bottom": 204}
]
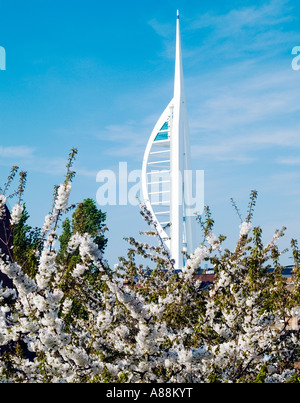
[{"left": 0, "top": 152, "right": 300, "bottom": 383}]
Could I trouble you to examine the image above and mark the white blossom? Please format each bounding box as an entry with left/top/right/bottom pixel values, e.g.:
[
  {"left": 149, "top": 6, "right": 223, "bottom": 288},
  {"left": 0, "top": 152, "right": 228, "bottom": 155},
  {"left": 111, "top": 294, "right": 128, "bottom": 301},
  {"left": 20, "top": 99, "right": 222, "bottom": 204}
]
[
  {"left": 54, "top": 182, "right": 72, "bottom": 212},
  {"left": 0, "top": 194, "right": 7, "bottom": 219},
  {"left": 10, "top": 203, "right": 24, "bottom": 226},
  {"left": 72, "top": 263, "right": 87, "bottom": 278},
  {"left": 184, "top": 246, "right": 209, "bottom": 272},
  {"left": 0, "top": 171, "right": 298, "bottom": 384},
  {"left": 62, "top": 298, "right": 73, "bottom": 315},
  {"left": 42, "top": 213, "right": 54, "bottom": 233},
  {"left": 239, "top": 221, "right": 252, "bottom": 237},
  {"left": 206, "top": 232, "right": 219, "bottom": 250}
]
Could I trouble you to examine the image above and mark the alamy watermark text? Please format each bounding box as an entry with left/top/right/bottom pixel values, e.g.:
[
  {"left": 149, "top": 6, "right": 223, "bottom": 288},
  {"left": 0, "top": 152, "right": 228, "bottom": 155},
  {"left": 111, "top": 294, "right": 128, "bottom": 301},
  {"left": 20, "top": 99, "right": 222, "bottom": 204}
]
[{"left": 96, "top": 162, "right": 204, "bottom": 216}]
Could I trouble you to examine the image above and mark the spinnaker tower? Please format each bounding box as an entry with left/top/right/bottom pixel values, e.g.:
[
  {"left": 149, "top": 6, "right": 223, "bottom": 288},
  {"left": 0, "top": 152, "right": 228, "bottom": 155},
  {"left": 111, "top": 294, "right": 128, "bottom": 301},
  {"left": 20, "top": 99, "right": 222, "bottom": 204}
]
[{"left": 142, "top": 11, "right": 196, "bottom": 270}]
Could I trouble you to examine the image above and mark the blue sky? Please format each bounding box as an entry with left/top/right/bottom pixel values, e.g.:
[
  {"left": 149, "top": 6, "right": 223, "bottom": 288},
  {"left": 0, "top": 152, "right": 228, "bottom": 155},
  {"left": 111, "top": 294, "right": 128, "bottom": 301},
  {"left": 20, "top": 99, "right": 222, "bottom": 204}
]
[{"left": 0, "top": 0, "right": 300, "bottom": 266}]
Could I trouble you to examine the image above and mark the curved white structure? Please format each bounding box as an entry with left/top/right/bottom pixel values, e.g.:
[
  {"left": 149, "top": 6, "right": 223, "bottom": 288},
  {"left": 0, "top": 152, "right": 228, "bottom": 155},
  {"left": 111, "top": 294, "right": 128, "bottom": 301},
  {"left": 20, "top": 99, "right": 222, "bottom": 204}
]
[{"left": 142, "top": 11, "right": 195, "bottom": 270}]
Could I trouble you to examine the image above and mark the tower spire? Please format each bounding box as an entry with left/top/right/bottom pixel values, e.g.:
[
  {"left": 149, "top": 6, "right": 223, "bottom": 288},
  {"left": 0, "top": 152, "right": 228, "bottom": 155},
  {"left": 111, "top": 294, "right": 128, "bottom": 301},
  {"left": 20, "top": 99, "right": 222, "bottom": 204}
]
[{"left": 174, "top": 9, "right": 184, "bottom": 101}]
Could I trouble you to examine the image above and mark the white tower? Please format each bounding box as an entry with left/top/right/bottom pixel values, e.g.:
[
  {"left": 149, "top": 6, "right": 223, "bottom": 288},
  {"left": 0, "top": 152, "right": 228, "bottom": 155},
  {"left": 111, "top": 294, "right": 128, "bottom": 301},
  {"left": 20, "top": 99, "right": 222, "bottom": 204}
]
[{"left": 142, "top": 11, "right": 195, "bottom": 270}]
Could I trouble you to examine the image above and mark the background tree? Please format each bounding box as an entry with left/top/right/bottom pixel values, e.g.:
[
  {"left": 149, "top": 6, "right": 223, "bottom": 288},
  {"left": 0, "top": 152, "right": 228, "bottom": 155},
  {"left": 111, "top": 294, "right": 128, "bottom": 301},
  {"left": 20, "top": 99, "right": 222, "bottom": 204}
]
[
  {"left": 59, "top": 198, "right": 107, "bottom": 260},
  {"left": 12, "top": 205, "right": 41, "bottom": 278},
  {"left": 72, "top": 198, "right": 107, "bottom": 252},
  {"left": 56, "top": 198, "right": 108, "bottom": 327}
]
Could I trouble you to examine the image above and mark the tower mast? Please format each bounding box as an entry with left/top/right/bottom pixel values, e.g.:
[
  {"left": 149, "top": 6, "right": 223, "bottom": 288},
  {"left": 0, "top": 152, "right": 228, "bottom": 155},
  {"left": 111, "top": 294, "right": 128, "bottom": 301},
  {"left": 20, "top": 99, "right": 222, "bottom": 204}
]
[{"left": 170, "top": 10, "right": 185, "bottom": 269}]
